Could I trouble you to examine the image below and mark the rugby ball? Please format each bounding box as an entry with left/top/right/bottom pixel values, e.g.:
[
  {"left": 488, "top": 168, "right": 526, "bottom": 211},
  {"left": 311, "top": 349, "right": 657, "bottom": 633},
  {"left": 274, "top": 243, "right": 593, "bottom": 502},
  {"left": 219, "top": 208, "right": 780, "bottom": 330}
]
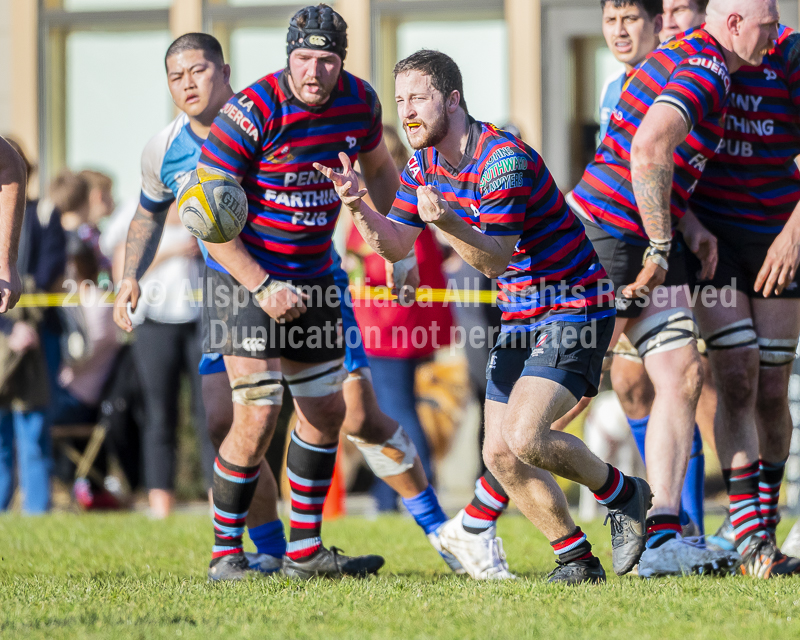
[{"left": 177, "top": 167, "right": 248, "bottom": 243}]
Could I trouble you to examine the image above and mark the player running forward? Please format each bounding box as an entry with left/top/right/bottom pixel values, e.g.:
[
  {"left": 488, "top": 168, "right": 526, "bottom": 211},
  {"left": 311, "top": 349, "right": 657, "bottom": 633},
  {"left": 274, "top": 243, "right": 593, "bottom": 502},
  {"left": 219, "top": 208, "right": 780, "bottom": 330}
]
[
  {"left": 570, "top": 0, "right": 778, "bottom": 577},
  {"left": 688, "top": 25, "right": 800, "bottom": 577},
  {"left": 318, "top": 49, "right": 653, "bottom": 586},
  {"left": 594, "top": 0, "right": 711, "bottom": 538}
]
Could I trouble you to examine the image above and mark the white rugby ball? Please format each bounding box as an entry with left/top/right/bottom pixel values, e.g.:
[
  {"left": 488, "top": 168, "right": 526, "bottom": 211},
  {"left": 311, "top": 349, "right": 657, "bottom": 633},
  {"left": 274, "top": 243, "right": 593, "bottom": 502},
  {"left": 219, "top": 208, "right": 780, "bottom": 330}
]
[{"left": 177, "top": 167, "right": 248, "bottom": 243}]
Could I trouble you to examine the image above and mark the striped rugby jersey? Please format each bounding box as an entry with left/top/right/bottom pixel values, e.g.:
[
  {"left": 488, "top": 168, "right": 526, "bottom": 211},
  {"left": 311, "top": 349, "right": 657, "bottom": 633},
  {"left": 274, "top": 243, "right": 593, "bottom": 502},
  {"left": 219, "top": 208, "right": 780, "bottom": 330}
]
[
  {"left": 199, "top": 70, "right": 382, "bottom": 278},
  {"left": 572, "top": 28, "right": 731, "bottom": 245},
  {"left": 388, "top": 120, "right": 614, "bottom": 332},
  {"left": 692, "top": 26, "right": 800, "bottom": 234}
]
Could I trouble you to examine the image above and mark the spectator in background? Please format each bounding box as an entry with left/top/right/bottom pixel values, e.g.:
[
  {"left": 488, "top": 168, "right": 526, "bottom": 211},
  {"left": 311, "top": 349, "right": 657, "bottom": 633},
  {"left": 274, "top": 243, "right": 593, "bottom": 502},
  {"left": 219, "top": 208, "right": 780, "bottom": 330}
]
[
  {"left": 128, "top": 204, "right": 214, "bottom": 518},
  {"left": 78, "top": 170, "right": 115, "bottom": 232},
  {"left": 0, "top": 139, "right": 67, "bottom": 514},
  {"left": 346, "top": 126, "right": 455, "bottom": 511},
  {"left": 0, "top": 135, "right": 26, "bottom": 314}
]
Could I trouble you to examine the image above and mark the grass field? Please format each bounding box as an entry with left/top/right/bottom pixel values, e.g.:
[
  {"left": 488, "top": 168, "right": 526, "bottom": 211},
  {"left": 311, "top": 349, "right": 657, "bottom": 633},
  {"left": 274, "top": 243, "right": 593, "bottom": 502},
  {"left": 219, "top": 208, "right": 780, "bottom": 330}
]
[{"left": 3, "top": 512, "right": 800, "bottom": 639}]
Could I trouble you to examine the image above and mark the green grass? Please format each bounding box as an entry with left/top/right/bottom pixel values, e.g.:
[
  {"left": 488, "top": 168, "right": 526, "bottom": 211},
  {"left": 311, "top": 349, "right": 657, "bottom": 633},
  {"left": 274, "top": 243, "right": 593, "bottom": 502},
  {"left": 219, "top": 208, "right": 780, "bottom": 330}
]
[{"left": 2, "top": 513, "right": 800, "bottom": 639}]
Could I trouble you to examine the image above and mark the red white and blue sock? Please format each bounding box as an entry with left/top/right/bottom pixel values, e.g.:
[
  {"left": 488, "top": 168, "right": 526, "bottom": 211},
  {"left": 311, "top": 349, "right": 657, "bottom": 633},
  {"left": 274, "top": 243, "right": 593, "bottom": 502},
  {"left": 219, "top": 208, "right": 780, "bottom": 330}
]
[
  {"left": 249, "top": 519, "right": 286, "bottom": 559},
  {"left": 551, "top": 527, "right": 595, "bottom": 564},
  {"left": 593, "top": 464, "right": 635, "bottom": 509},
  {"left": 211, "top": 455, "right": 260, "bottom": 562},
  {"left": 724, "top": 462, "right": 769, "bottom": 553},
  {"left": 462, "top": 471, "right": 509, "bottom": 535},
  {"left": 285, "top": 430, "right": 337, "bottom": 562},
  {"left": 401, "top": 485, "right": 448, "bottom": 536},
  {"left": 645, "top": 514, "right": 682, "bottom": 548},
  {"left": 759, "top": 458, "right": 787, "bottom": 536}
]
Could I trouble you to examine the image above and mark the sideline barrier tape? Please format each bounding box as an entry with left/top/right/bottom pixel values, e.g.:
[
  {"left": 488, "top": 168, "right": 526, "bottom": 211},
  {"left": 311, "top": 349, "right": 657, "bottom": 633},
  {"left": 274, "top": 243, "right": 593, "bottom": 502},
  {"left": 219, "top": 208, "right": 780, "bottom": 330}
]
[{"left": 14, "top": 286, "right": 500, "bottom": 308}]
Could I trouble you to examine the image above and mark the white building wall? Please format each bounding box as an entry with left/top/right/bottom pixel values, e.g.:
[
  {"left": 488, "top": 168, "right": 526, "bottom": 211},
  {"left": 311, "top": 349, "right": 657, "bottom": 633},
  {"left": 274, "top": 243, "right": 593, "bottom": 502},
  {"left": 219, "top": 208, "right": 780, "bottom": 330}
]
[{"left": 0, "top": 0, "right": 12, "bottom": 136}]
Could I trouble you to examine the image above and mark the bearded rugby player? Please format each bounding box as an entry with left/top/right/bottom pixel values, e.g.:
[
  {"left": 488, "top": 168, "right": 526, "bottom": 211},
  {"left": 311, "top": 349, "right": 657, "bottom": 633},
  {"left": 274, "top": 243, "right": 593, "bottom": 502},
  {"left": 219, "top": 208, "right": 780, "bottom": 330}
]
[
  {"left": 570, "top": 0, "right": 777, "bottom": 576},
  {"left": 320, "top": 49, "right": 657, "bottom": 585}
]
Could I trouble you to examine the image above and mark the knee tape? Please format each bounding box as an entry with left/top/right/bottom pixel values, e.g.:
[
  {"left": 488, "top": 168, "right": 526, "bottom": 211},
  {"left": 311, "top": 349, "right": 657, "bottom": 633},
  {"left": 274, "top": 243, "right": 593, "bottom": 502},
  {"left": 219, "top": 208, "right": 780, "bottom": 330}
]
[
  {"left": 231, "top": 371, "right": 284, "bottom": 406},
  {"left": 284, "top": 358, "right": 348, "bottom": 397},
  {"left": 703, "top": 318, "right": 758, "bottom": 352},
  {"left": 758, "top": 337, "right": 798, "bottom": 367},
  {"left": 612, "top": 333, "right": 643, "bottom": 363},
  {"left": 625, "top": 308, "right": 698, "bottom": 358},
  {"left": 347, "top": 426, "right": 418, "bottom": 478}
]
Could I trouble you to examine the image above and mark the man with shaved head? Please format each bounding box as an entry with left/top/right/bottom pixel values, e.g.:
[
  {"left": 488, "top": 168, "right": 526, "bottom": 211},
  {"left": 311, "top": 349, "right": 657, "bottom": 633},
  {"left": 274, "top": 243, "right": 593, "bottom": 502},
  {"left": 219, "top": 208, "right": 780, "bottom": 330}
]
[{"left": 571, "top": 0, "right": 779, "bottom": 576}]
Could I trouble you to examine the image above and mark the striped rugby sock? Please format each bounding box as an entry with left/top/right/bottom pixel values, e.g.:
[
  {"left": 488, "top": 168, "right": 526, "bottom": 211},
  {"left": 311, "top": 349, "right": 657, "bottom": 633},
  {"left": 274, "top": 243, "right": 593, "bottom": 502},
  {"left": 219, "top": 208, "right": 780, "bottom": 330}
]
[
  {"left": 285, "top": 430, "right": 337, "bottom": 562},
  {"left": 645, "top": 514, "right": 681, "bottom": 548},
  {"left": 723, "top": 462, "right": 769, "bottom": 553},
  {"left": 211, "top": 455, "right": 260, "bottom": 561},
  {"left": 462, "top": 471, "right": 509, "bottom": 535},
  {"left": 593, "top": 464, "right": 635, "bottom": 509},
  {"left": 759, "top": 458, "right": 787, "bottom": 536},
  {"left": 551, "top": 527, "right": 594, "bottom": 564}
]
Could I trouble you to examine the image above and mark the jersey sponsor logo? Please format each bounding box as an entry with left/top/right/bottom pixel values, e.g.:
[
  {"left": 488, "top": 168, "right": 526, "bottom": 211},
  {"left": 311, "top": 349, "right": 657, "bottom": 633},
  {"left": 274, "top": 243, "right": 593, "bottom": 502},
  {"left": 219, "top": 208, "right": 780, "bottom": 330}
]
[
  {"left": 485, "top": 146, "right": 515, "bottom": 165},
  {"left": 284, "top": 170, "right": 331, "bottom": 187},
  {"left": 407, "top": 156, "right": 421, "bottom": 179},
  {"left": 730, "top": 93, "right": 763, "bottom": 112},
  {"left": 238, "top": 95, "right": 254, "bottom": 111},
  {"left": 346, "top": 135, "right": 357, "bottom": 149},
  {"left": 241, "top": 337, "right": 266, "bottom": 352},
  {"left": 264, "top": 187, "right": 339, "bottom": 208},
  {"left": 291, "top": 210, "right": 329, "bottom": 226},
  {"left": 720, "top": 139, "right": 753, "bottom": 157},
  {"left": 687, "top": 57, "right": 731, "bottom": 91},
  {"left": 265, "top": 144, "right": 294, "bottom": 164},
  {"left": 483, "top": 172, "right": 524, "bottom": 193},
  {"left": 222, "top": 102, "right": 259, "bottom": 142},
  {"left": 480, "top": 157, "right": 528, "bottom": 189},
  {"left": 726, "top": 115, "right": 774, "bottom": 136}
]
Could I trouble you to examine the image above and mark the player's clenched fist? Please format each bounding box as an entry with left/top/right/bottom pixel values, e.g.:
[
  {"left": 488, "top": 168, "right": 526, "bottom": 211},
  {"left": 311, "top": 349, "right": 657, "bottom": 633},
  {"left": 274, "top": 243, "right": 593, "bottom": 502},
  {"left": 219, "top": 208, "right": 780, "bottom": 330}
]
[
  {"left": 254, "top": 280, "right": 308, "bottom": 323},
  {"left": 113, "top": 277, "right": 140, "bottom": 332},
  {"left": 417, "top": 186, "right": 456, "bottom": 226}
]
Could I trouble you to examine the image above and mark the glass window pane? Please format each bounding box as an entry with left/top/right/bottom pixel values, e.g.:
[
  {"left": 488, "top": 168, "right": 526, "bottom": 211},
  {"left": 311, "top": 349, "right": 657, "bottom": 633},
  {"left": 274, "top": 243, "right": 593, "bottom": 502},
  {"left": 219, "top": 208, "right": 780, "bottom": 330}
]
[
  {"left": 63, "top": 0, "right": 169, "bottom": 10},
  {"left": 66, "top": 31, "right": 173, "bottom": 200},
  {"left": 229, "top": 28, "right": 287, "bottom": 91},
  {"left": 594, "top": 47, "right": 624, "bottom": 124},
  {"left": 396, "top": 20, "right": 509, "bottom": 127}
]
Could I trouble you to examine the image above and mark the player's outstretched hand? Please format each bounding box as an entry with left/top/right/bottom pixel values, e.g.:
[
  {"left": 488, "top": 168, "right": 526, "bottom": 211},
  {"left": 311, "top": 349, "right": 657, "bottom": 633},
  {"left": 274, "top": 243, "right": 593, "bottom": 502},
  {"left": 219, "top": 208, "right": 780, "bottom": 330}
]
[
  {"left": 314, "top": 152, "right": 367, "bottom": 212},
  {"left": 0, "top": 262, "right": 21, "bottom": 313},
  {"left": 258, "top": 283, "right": 308, "bottom": 323},
  {"left": 113, "top": 277, "right": 140, "bottom": 332},
  {"left": 621, "top": 260, "right": 667, "bottom": 300},
  {"left": 755, "top": 226, "right": 800, "bottom": 297},
  {"left": 682, "top": 213, "right": 718, "bottom": 281},
  {"left": 417, "top": 186, "right": 456, "bottom": 226}
]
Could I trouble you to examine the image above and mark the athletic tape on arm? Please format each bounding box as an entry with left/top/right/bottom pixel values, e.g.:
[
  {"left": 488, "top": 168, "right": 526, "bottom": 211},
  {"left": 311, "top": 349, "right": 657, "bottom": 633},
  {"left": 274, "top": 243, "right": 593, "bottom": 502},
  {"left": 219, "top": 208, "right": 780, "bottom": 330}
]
[
  {"left": 231, "top": 371, "right": 284, "bottom": 406},
  {"left": 347, "top": 426, "right": 418, "bottom": 478},
  {"left": 625, "top": 308, "right": 698, "bottom": 358},
  {"left": 284, "top": 358, "right": 348, "bottom": 397}
]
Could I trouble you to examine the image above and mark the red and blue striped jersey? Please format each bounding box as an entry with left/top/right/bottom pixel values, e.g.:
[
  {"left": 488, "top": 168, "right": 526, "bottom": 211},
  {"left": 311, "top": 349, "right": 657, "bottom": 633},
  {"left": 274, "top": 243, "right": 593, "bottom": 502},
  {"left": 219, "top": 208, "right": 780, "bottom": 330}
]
[
  {"left": 199, "top": 70, "right": 382, "bottom": 278},
  {"left": 691, "top": 26, "right": 800, "bottom": 234},
  {"left": 387, "top": 120, "right": 614, "bottom": 332},
  {"left": 572, "top": 28, "right": 731, "bottom": 244}
]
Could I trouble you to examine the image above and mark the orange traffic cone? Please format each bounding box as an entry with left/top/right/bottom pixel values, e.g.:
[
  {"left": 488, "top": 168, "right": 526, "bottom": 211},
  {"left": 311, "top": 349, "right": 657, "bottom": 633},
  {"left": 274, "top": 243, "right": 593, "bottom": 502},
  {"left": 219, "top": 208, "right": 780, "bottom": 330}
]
[{"left": 322, "top": 452, "right": 346, "bottom": 520}]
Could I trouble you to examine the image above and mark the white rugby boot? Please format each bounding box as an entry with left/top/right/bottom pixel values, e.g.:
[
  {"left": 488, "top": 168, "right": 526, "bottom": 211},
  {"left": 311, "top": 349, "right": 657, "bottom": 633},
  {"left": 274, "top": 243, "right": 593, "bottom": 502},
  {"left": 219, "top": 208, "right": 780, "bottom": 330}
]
[
  {"left": 781, "top": 520, "right": 800, "bottom": 558},
  {"left": 638, "top": 535, "right": 740, "bottom": 578},
  {"left": 437, "top": 509, "right": 516, "bottom": 580},
  {"left": 428, "top": 526, "right": 466, "bottom": 574}
]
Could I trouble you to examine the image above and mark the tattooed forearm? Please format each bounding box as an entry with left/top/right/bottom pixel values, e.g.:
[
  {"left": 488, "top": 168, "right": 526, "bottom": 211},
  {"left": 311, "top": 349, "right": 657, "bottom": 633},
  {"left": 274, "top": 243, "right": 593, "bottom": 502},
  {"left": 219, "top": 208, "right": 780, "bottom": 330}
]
[
  {"left": 123, "top": 206, "right": 168, "bottom": 280},
  {"left": 632, "top": 162, "right": 673, "bottom": 242}
]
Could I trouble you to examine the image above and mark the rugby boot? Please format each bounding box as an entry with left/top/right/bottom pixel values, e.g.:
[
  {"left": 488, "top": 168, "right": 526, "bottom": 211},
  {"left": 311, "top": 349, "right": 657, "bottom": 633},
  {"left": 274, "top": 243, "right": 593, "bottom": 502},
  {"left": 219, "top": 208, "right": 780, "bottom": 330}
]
[
  {"left": 706, "top": 514, "right": 736, "bottom": 552},
  {"left": 781, "top": 520, "right": 800, "bottom": 558},
  {"left": 428, "top": 525, "right": 466, "bottom": 574},
  {"left": 605, "top": 476, "right": 652, "bottom": 575},
  {"left": 281, "top": 546, "right": 385, "bottom": 580},
  {"left": 437, "top": 509, "right": 516, "bottom": 580},
  {"left": 208, "top": 552, "right": 253, "bottom": 582},
  {"left": 547, "top": 557, "right": 606, "bottom": 585},
  {"left": 638, "top": 536, "right": 739, "bottom": 578},
  {"left": 739, "top": 537, "right": 800, "bottom": 578},
  {"left": 244, "top": 552, "right": 283, "bottom": 574}
]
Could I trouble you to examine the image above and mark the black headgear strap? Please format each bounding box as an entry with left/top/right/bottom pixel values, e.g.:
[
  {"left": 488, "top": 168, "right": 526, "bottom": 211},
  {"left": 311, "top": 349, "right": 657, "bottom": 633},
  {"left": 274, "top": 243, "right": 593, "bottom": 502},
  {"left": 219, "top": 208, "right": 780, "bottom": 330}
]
[{"left": 287, "top": 5, "right": 347, "bottom": 62}]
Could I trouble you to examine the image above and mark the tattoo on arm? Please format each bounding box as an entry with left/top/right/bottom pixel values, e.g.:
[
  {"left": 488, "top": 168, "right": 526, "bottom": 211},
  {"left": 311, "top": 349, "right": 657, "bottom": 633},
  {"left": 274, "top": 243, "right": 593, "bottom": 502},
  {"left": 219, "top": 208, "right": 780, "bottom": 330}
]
[
  {"left": 632, "top": 162, "right": 673, "bottom": 242},
  {"left": 123, "top": 207, "right": 168, "bottom": 280}
]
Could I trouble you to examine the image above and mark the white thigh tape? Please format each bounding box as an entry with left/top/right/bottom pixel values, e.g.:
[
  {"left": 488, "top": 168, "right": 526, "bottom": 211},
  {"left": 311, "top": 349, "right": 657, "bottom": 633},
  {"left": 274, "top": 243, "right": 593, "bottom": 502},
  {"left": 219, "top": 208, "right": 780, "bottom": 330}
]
[
  {"left": 611, "top": 333, "right": 643, "bottom": 363},
  {"left": 347, "top": 426, "right": 418, "bottom": 478},
  {"left": 231, "top": 371, "right": 284, "bottom": 406},
  {"left": 625, "top": 307, "right": 698, "bottom": 358},
  {"left": 704, "top": 318, "right": 758, "bottom": 351},
  {"left": 284, "top": 358, "right": 347, "bottom": 397},
  {"left": 758, "top": 337, "right": 798, "bottom": 367}
]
